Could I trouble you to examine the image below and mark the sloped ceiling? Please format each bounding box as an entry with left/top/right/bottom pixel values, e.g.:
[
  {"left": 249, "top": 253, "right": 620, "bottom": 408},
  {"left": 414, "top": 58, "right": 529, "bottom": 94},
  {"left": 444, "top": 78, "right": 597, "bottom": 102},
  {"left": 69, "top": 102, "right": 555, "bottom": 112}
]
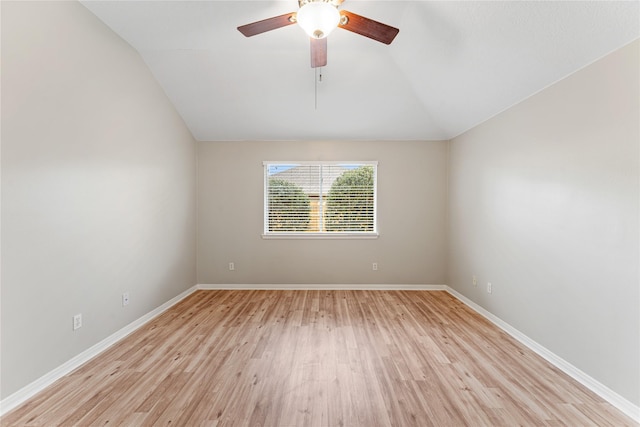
[{"left": 80, "top": 1, "right": 639, "bottom": 141}]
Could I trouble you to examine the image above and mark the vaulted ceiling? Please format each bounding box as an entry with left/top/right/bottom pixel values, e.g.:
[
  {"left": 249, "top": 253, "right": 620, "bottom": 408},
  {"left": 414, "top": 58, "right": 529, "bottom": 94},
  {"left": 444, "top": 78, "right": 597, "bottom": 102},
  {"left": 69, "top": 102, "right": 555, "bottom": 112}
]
[{"left": 80, "top": 1, "right": 639, "bottom": 141}]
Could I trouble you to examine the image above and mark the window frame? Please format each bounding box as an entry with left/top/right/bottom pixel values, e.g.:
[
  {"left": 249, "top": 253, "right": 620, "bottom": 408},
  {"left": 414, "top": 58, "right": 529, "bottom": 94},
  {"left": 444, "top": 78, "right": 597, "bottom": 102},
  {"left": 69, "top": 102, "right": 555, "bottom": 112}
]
[{"left": 263, "top": 161, "right": 379, "bottom": 239}]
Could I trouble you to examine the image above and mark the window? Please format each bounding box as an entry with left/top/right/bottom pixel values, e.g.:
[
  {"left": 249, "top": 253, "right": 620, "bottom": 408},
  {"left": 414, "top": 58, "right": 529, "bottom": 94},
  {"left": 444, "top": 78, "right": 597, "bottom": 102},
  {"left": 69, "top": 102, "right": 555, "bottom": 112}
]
[{"left": 263, "top": 161, "right": 378, "bottom": 238}]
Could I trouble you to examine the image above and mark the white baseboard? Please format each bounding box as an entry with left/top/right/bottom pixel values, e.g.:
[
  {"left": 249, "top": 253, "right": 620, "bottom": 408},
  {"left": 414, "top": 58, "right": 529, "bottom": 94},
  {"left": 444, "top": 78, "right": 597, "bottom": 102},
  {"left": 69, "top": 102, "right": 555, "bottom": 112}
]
[
  {"left": 0, "top": 285, "right": 198, "bottom": 417},
  {"left": 445, "top": 286, "right": 640, "bottom": 424},
  {"left": 197, "top": 283, "right": 447, "bottom": 291}
]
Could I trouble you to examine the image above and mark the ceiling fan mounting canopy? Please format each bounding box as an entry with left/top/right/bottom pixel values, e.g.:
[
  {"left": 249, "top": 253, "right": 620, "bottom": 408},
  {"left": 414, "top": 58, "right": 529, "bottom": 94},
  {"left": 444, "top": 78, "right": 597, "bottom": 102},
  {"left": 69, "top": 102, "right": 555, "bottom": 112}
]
[
  {"left": 298, "top": 0, "right": 345, "bottom": 7},
  {"left": 237, "top": 0, "right": 399, "bottom": 68}
]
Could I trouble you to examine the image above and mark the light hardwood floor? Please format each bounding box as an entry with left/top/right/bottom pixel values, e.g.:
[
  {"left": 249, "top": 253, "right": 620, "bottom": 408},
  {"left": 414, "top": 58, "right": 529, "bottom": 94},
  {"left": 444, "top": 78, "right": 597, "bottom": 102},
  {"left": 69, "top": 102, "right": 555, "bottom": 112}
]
[{"left": 2, "top": 290, "right": 637, "bottom": 426}]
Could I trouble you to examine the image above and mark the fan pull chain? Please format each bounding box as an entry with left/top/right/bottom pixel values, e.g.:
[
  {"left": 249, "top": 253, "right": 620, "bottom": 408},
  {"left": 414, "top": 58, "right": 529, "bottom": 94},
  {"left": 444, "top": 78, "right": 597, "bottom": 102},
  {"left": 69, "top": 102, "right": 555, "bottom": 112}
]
[{"left": 314, "top": 67, "right": 323, "bottom": 110}]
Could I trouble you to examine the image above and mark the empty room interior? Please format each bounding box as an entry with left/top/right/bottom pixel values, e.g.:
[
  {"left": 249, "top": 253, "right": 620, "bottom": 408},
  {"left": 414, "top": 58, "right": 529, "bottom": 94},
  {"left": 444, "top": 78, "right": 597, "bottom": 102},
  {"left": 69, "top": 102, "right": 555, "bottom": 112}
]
[{"left": 1, "top": 0, "right": 639, "bottom": 425}]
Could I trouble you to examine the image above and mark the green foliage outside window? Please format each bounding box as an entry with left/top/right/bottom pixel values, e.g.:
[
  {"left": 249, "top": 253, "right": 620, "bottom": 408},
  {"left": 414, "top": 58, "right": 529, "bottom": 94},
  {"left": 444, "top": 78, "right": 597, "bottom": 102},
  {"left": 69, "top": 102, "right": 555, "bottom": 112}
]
[
  {"left": 325, "top": 166, "right": 374, "bottom": 232},
  {"left": 268, "top": 179, "right": 311, "bottom": 231}
]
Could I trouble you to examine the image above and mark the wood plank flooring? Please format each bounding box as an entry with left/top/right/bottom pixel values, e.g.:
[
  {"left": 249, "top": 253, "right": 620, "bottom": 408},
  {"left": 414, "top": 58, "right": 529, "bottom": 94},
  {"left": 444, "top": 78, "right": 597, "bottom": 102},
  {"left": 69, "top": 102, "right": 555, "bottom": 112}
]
[{"left": 2, "top": 290, "right": 636, "bottom": 426}]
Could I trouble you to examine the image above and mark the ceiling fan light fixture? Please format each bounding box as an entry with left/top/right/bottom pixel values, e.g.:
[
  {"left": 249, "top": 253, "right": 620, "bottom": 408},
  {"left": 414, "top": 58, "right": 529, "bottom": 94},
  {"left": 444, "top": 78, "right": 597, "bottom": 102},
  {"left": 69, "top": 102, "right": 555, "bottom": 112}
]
[{"left": 296, "top": 1, "right": 340, "bottom": 39}]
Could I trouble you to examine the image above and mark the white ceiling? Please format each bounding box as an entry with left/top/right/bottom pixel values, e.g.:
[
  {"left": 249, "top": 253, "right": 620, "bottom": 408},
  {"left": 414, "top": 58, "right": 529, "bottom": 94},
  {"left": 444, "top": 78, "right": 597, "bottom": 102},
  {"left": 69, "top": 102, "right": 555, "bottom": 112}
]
[{"left": 80, "top": 1, "right": 639, "bottom": 141}]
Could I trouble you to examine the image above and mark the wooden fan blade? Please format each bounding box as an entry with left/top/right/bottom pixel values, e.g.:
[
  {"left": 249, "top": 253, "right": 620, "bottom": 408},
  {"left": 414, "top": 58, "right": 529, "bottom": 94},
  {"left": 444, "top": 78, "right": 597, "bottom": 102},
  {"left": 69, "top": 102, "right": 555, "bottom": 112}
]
[
  {"left": 237, "top": 12, "right": 297, "bottom": 37},
  {"left": 338, "top": 10, "right": 399, "bottom": 45},
  {"left": 310, "top": 38, "right": 327, "bottom": 68}
]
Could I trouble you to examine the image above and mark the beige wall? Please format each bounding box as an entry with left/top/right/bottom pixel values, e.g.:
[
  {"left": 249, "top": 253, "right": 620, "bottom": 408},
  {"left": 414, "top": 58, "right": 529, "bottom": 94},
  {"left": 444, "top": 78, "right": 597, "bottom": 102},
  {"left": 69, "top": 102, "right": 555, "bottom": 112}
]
[
  {"left": 447, "top": 40, "right": 639, "bottom": 405},
  {"left": 198, "top": 140, "right": 448, "bottom": 285},
  {"left": 1, "top": 1, "right": 197, "bottom": 398}
]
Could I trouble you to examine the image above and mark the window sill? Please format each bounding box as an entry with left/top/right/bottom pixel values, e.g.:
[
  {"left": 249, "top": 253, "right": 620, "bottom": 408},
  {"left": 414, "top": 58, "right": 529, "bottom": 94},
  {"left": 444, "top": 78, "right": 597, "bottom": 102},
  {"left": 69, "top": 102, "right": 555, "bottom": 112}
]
[{"left": 262, "top": 232, "right": 379, "bottom": 240}]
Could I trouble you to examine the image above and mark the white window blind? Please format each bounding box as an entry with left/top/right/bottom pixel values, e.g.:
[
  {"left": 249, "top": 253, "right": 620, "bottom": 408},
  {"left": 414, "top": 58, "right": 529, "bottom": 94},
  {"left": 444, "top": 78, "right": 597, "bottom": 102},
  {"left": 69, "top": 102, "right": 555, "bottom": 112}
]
[{"left": 264, "top": 162, "right": 378, "bottom": 238}]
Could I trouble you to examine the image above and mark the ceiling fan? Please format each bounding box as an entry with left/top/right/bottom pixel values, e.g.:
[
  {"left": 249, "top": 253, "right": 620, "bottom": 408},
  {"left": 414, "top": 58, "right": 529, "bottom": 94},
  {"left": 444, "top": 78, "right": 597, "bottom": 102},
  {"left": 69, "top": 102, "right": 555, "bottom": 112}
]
[{"left": 237, "top": 0, "right": 399, "bottom": 68}]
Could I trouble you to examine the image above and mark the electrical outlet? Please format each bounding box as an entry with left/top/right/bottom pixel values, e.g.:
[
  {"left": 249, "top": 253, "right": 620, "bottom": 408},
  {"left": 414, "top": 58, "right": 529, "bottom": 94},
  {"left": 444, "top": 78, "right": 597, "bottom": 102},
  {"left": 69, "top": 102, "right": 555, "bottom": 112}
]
[
  {"left": 472, "top": 275, "right": 477, "bottom": 286},
  {"left": 487, "top": 282, "right": 492, "bottom": 294},
  {"left": 73, "top": 314, "right": 82, "bottom": 330},
  {"left": 372, "top": 262, "right": 378, "bottom": 271},
  {"left": 229, "top": 262, "right": 235, "bottom": 271},
  {"left": 122, "top": 292, "right": 130, "bottom": 307}
]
